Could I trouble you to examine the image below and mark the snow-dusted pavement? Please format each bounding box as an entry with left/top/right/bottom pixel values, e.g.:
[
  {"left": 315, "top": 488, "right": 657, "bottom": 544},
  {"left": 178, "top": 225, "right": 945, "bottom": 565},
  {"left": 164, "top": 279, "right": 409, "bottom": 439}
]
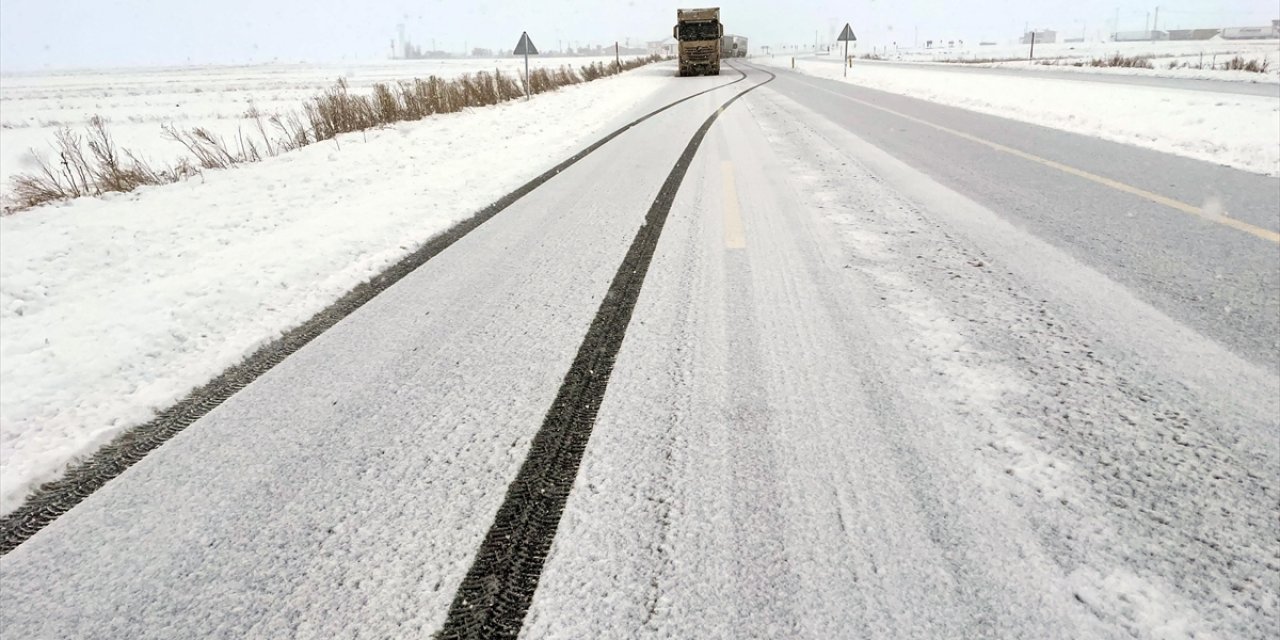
[
  {"left": 2, "top": 63, "right": 1277, "bottom": 639},
  {"left": 760, "top": 55, "right": 1280, "bottom": 176}
]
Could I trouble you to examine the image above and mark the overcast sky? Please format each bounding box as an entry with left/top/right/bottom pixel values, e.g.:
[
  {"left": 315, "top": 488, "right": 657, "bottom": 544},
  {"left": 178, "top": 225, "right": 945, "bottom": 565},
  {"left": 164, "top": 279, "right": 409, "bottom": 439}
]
[{"left": 1, "top": 0, "right": 1276, "bottom": 71}]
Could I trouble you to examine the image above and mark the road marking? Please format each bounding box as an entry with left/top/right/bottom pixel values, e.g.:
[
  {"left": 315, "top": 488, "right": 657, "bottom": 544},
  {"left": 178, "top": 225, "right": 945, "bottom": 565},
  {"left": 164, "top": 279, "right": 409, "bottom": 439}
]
[
  {"left": 793, "top": 76, "right": 1280, "bottom": 244},
  {"left": 722, "top": 161, "right": 747, "bottom": 248}
]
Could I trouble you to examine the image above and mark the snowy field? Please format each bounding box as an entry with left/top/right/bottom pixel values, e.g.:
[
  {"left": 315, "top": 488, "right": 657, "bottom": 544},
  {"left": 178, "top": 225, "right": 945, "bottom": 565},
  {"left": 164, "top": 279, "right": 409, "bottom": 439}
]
[
  {"left": 871, "top": 39, "right": 1280, "bottom": 83},
  {"left": 756, "top": 54, "right": 1280, "bottom": 176},
  {"left": 0, "top": 61, "right": 674, "bottom": 515},
  {"left": 0, "top": 56, "right": 641, "bottom": 194}
]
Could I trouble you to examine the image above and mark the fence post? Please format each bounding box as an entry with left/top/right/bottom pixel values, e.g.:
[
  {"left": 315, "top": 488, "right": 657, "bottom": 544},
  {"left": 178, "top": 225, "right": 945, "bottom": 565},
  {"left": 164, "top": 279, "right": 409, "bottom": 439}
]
[{"left": 1029, "top": 32, "right": 1036, "bottom": 61}]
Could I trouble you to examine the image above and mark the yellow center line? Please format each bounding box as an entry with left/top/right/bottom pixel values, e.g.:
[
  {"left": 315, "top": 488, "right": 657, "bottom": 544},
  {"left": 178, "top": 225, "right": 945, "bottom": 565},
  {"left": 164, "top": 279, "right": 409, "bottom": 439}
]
[
  {"left": 722, "top": 161, "right": 747, "bottom": 249},
  {"left": 795, "top": 77, "right": 1280, "bottom": 244}
]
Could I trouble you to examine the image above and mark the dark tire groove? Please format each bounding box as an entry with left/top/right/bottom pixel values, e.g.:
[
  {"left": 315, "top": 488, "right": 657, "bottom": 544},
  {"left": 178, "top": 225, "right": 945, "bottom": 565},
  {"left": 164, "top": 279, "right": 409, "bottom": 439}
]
[
  {"left": 0, "top": 64, "right": 748, "bottom": 556},
  {"left": 434, "top": 62, "right": 775, "bottom": 640}
]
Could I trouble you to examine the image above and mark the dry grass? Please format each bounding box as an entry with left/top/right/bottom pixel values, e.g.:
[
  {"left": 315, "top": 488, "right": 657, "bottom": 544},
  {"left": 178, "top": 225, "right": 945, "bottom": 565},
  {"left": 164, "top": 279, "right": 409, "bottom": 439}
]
[
  {"left": 1223, "top": 56, "right": 1270, "bottom": 73},
  {"left": 1036, "top": 54, "right": 1154, "bottom": 68},
  {"left": 937, "top": 56, "right": 1028, "bottom": 64},
  {"left": 9, "top": 117, "right": 199, "bottom": 209},
  {"left": 1165, "top": 56, "right": 1270, "bottom": 73},
  {"left": 1037, "top": 53, "right": 1271, "bottom": 74},
  {"left": 7, "top": 54, "right": 667, "bottom": 212},
  {"left": 1091, "top": 54, "right": 1154, "bottom": 68}
]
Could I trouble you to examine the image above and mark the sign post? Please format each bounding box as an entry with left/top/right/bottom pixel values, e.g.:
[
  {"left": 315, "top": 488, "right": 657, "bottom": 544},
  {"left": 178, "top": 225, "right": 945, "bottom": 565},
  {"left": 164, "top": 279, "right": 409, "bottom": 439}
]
[
  {"left": 837, "top": 23, "right": 857, "bottom": 76},
  {"left": 514, "top": 31, "right": 538, "bottom": 100}
]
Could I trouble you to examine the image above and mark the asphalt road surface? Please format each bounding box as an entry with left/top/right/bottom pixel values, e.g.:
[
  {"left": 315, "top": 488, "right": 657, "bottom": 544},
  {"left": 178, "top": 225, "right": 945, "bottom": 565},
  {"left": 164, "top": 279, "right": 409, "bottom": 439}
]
[
  {"left": 806, "top": 54, "right": 1280, "bottom": 97},
  {"left": 2, "top": 62, "right": 1277, "bottom": 639}
]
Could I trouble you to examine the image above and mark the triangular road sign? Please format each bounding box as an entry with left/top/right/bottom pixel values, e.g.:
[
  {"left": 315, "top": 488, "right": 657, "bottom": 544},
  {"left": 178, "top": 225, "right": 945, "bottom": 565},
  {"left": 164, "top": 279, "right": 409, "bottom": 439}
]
[
  {"left": 838, "top": 24, "right": 857, "bottom": 42},
  {"left": 514, "top": 32, "right": 538, "bottom": 55}
]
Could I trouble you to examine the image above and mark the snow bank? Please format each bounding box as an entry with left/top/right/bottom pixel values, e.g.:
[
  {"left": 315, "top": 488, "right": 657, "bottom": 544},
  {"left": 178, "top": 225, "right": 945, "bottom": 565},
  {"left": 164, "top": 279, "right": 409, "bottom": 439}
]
[
  {"left": 0, "top": 64, "right": 672, "bottom": 515},
  {"left": 757, "top": 57, "right": 1280, "bottom": 176},
  {"left": 880, "top": 39, "right": 1280, "bottom": 84}
]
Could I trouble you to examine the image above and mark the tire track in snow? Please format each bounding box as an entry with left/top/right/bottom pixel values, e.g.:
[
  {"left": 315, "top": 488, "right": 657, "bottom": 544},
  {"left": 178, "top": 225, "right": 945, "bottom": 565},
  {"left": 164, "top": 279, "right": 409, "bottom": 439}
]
[
  {"left": 434, "top": 64, "right": 776, "bottom": 640},
  {"left": 0, "top": 66, "right": 750, "bottom": 556}
]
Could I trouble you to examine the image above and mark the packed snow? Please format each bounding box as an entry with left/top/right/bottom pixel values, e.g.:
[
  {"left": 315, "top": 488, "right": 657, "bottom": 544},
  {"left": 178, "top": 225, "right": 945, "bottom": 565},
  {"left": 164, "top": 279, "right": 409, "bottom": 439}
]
[
  {"left": 755, "top": 54, "right": 1280, "bottom": 176},
  {"left": 867, "top": 39, "right": 1280, "bottom": 83},
  {"left": 0, "top": 62, "right": 673, "bottom": 515},
  {"left": 0, "top": 56, "right": 647, "bottom": 194}
]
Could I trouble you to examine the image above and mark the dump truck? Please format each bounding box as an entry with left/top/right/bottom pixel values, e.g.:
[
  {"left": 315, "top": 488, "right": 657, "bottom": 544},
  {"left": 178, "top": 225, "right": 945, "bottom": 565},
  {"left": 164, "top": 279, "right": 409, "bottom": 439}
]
[{"left": 674, "top": 7, "right": 723, "bottom": 76}]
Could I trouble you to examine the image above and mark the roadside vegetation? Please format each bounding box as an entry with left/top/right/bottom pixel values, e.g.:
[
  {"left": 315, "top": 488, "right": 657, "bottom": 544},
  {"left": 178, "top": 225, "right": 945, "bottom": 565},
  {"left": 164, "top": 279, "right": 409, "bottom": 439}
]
[
  {"left": 1035, "top": 53, "right": 1271, "bottom": 73},
  {"left": 7, "top": 55, "right": 665, "bottom": 212},
  {"left": 936, "top": 56, "right": 1028, "bottom": 64},
  {"left": 1032, "top": 54, "right": 1155, "bottom": 68},
  {"left": 1219, "top": 56, "right": 1271, "bottom": 73}
]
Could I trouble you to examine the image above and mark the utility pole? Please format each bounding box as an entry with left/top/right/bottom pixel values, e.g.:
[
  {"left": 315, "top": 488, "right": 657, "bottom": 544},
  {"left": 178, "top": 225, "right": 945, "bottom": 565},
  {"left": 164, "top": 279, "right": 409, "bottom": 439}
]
[
  {"left": 1113, "top": 7, "right": 1120, "bottom": 39},
  {"left": 1153, "top": 6, "right": 1160, "bottom": 32}
]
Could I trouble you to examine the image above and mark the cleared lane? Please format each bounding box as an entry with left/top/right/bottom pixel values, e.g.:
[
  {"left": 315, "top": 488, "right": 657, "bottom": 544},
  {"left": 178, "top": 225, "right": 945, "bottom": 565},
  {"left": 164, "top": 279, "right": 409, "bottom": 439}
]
[
  {"left": 755, "top": 63, "right": 1280, "bottom": 374},
  {"left": 804, "top": 54, "right": 1280, "bottom": 97},
  {"left": 0, "top": 69, "right": 758, "bottom": 639}
]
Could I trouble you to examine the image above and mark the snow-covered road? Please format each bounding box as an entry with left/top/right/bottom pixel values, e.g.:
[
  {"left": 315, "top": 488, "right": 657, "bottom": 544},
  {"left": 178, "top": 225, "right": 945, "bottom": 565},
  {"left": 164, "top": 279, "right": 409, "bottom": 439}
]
[
  {"left": 1, "top": 63, "right": 1277, "bottom": 639},
  {"left": 0, "top": 63, "right": 681, "bottom": 514}
]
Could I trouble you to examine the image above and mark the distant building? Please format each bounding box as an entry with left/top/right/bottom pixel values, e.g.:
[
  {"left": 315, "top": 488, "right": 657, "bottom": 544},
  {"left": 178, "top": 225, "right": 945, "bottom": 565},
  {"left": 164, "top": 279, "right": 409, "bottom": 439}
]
[
  {"left": 1111, "top": 19, "right": 1276, "bottom": 42},
  {"left": 647, "top": 38, "right": 677, "bottom": 57},
  {"left": 1113, "top": 30, "right": 1169, "bottom": 42},
  {"left": 1020, "top": 30, "right": 1057, "bottom": 44},
  {"left": 1167, "top": 29, "right": 1221, "bottom": 41},
  {"left": 1221, "top": 25, "right": 1280, "bottom": 39}
]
